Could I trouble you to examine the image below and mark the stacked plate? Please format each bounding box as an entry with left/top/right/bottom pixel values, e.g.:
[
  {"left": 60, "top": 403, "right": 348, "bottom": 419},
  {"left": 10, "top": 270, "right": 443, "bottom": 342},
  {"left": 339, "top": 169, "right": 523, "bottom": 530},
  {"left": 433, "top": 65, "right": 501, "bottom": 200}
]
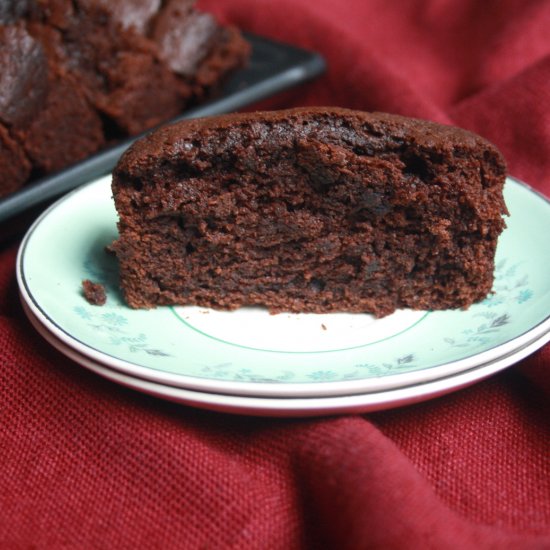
[{"left": 17, "top": 175, "right": 550, "bottom": 417}]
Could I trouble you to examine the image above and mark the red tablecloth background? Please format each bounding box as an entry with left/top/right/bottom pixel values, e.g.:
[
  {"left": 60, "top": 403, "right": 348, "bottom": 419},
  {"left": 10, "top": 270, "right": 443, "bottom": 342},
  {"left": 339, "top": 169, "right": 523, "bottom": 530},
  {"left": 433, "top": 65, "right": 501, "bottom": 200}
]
[{"left": 1, "top": 1, "right": 549, "bottom": 548}]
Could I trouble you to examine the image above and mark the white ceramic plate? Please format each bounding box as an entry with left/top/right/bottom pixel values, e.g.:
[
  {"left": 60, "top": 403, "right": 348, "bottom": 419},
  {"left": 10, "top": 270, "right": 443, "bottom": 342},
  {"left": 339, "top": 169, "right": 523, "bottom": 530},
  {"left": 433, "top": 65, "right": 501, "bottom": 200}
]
[
  {"left": 22, "top": 300, "right": 550, "bottom": 417},
  {"left": 17, "top": 175, "right": 550, "bottom": 397}
]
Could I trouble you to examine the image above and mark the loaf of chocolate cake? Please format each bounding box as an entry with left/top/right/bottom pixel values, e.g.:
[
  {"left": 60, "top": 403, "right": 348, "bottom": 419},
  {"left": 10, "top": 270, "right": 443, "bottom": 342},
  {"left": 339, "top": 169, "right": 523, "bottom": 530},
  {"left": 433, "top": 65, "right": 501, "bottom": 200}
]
[
  {"left": 0, "top": 23, "right": 105, "bottom": 175},
  {"left": 111, "top": 107, "right": 508, "bottom": 317},
  {"left": 0, "top": 0, "right": 249, "bottom": 197}
]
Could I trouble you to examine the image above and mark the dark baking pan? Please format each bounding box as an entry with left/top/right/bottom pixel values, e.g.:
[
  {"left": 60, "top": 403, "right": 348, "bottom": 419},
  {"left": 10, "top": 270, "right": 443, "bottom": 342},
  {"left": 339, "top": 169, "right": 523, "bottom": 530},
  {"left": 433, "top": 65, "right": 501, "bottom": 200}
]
[{"left": 0, "top": 33, "right": 325, "bottom": 224}]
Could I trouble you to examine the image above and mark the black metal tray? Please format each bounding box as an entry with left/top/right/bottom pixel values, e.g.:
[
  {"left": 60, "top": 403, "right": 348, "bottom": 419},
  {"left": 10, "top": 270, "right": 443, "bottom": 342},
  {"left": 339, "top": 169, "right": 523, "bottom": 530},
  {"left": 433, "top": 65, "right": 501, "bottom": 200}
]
[{"left": 0, "top": 33, "right": 325, "bottom": 224}]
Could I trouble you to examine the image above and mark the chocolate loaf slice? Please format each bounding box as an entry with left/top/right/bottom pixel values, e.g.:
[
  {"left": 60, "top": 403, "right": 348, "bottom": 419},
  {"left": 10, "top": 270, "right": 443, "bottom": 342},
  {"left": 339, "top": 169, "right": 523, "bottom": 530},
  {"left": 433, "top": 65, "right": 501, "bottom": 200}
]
[
  {"left": 0, "top": 24, "right": 105, "bottom": 182},
  {"left": 0, "top": 0, "right": 250, "bottom": 198},
  {"left": 112, "top": 107, "right": 507, "bottom": 317},
  {"left": 0, "top": 124, "right": 31, "bottom": 197}
]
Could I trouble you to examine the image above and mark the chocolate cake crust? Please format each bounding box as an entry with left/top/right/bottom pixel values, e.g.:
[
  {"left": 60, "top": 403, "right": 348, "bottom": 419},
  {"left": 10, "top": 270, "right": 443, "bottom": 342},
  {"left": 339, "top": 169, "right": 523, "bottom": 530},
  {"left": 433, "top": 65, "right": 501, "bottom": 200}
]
[{"left": 112, "top": 107, "right": 507, "bottom": 317}]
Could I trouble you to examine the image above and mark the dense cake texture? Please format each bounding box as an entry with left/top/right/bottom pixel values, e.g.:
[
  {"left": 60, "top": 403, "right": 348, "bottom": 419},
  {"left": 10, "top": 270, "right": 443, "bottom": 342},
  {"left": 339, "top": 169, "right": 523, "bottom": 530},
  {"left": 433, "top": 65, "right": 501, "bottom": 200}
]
[
  {"left": 0, "top": 23, "right": 105, "bottom": 175},
  {"left": 111, "top": 107, "right": 508, "bottom": 317},
  {"left": 0, "top": 124, "right": 31, "bottom": 195},
  {"left": 0, "top": 0, "right": 250, "bottom": 198}
]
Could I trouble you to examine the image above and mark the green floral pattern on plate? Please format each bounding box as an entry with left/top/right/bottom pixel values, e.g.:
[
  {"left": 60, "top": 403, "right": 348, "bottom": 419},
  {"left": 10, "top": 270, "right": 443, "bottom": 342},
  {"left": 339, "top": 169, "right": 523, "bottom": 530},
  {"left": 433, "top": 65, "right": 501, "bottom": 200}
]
[{"left": 443, "top": 259, "right": 534, "bottom": 349}]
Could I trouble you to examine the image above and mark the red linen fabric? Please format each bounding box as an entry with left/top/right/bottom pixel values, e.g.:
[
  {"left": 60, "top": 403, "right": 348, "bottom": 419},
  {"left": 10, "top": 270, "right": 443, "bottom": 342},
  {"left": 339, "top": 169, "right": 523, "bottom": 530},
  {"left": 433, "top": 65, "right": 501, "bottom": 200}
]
[{"left": 1, "top": 0, "right": 549, "bottom": 548}]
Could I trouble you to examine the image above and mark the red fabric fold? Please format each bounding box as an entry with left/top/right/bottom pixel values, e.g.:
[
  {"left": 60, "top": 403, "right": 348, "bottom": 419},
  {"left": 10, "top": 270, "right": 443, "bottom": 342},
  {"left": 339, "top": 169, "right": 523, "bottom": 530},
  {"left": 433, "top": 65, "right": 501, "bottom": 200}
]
[
  {"left": 295, "top": 418, "right": 549, "bottom": 549},
  {"left": 1, "top": 0, "right": 549, "bottom": 548}
]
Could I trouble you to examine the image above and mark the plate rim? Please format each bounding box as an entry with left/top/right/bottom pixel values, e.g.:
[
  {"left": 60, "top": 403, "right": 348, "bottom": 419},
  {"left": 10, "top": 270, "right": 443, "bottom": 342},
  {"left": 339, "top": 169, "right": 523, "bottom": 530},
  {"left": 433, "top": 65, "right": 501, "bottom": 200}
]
[
  {"left": 16, "top": 175, "right": 550, "bottom": 398},
  {"left": 22, "top": 298, "right": 550, "bottom": 417}
]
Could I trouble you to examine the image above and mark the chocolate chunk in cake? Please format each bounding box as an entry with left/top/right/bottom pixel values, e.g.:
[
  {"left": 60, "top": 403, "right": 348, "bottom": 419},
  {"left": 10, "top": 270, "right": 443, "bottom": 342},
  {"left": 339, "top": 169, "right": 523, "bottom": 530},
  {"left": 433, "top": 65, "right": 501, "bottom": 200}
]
[{"left": 111, "top": 107, "right": 507, "bottom": 317}]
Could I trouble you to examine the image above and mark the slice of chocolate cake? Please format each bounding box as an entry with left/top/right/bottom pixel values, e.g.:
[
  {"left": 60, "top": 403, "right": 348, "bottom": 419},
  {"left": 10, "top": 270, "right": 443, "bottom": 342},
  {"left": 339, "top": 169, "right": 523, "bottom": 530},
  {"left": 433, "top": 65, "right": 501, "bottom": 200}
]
[
  {"left": 30, "top": 0, "right": 249, "bottom": 136},
  {"left": 0, "top": 24, "right": 48, "bottom": 130},
  {"left": 0, "top": 23, "right": 41, "bottom": 196},
  {"left": 0, "top": 23, "right": 105, "bottom": 181},
  {"left": 111, "top": 108, "right": 507, "bottom": 317},
  {"left": 0, "top": 0, "right": 249, "bottom": 198},
  {"left": 0, "top": 124, "right": 31, "bottom": 198},
  {"left": 31, "top": 0, "right": 189, "bottom": 137},
  {"left": 13, "top": 69, "right": 105, "bottom": 174},
  {"left": 149, "top": 0, "right": 250, "bottom": 104}
]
